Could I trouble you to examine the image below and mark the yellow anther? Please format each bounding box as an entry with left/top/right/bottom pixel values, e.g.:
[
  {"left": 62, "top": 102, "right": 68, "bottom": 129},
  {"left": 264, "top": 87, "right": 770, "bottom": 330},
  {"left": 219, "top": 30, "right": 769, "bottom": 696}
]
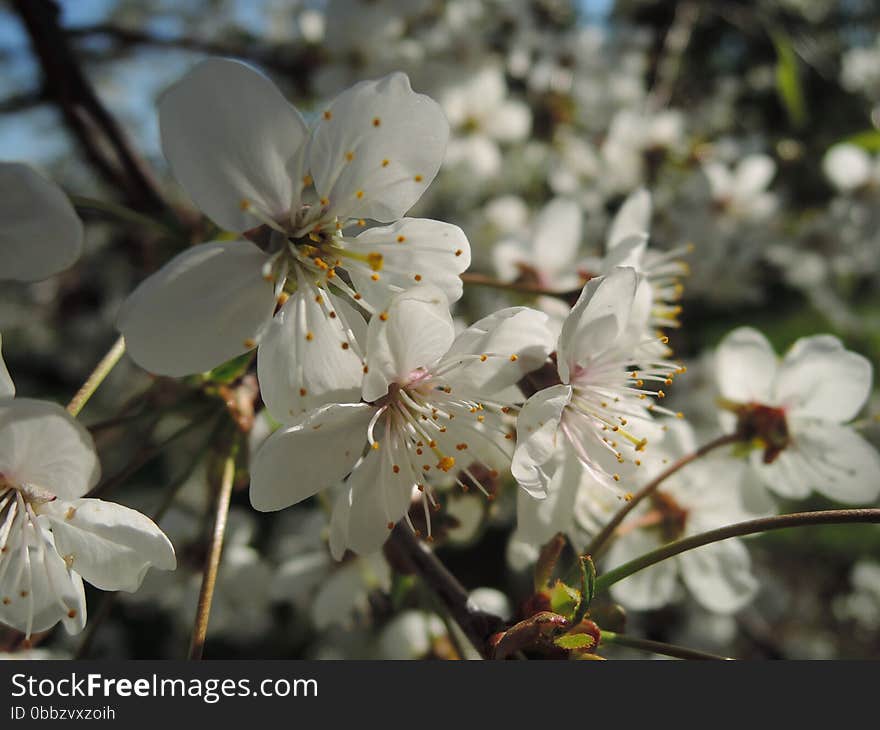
[
  {"left": 373, "top": 117, "right": 381, "bottom": 127},
  {"left": 302, "top": 174, "right": 313, "bottom": 186},
  {"left": 356, "top": 190, "right": 364, "bottom": 199},
  {"left": 437, "top": 456, "right": 456, "bottom": 472},
  {"left": 414, "top": 175, "right": 423, "bottom": 182},
  {"left": 305, "top": 331, "right": 314, "bottom": 341},
  {"left": 379, "top": 311, "right": 389, "bottom": 321},
  {"left": 323, "top": 110, "right": 332, "bottom": 120},
  {"left": 509, "top": 354, "right": 518, "bottom": 362},
  {"left": 243, "top": 338, "right": 256, "bottom": 348},
  {"left": 382, "top": 159, "right": 390, "bottom": 167},
  {"left": 345, "top": 151, "right": 355, "bottom": 161},
  {"left": 367, "top": 252, "right": 384, "bottom": 271},
  {"left": 397, "top": 235, "right": 406, "bottom": 243},
  {"left": 372, "top": 442, "right": 380, "bottom": 450}
]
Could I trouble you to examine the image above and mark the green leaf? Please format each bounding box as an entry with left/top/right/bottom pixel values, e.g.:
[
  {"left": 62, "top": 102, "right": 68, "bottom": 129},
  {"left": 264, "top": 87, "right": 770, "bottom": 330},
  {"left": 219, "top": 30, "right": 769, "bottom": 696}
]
[
  {"left": 548, "top": 580, "right": 580, "bottom": 620},
  {"left": 205, "top": 351, "right": 253, "bottom": 384},
  {"left": 772, "top": 32, "right": 807, "bottom": 129},
  {"left": 554, "top": 633, "right": 596, "bottom": 650},
  {"left": 843, "top": 130, "right": 880, "bottom": 152}
]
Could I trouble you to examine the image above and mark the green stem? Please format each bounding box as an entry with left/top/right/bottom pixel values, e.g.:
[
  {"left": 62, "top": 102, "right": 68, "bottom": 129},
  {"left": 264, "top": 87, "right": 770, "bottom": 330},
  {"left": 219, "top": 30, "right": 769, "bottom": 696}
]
[
  {"left": 585, "top": 432, "right": 742, "bottom": 558},
  {"left": 600, "top": 631, "right": 731, "bottom": 660},
  {"left": 66, "top": 335, "right": 127, "bottom": 417},
  {"left": 188, "top": 441, "right": 239, "bottom": 660},
  {"left": 595, "top": 509, "right": 880, "bottom": 594},
  {"left": 70, "top": 195, "right": 175, "bottom": 236}
]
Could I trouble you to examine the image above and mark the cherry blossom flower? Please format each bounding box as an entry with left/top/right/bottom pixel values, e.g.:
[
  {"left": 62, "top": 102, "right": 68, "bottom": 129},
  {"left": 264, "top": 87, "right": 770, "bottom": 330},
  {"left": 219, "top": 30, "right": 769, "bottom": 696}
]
[
  {"left": 511, "top": 267, "right": 682, "bottom": 497},
  {"left": 0, "top": 162, "right": 83, "bottom": 282},
  {"left": 118, "top": 59, "right": 470, "bottom": 412},
  {"left": 716, "top": 327, "right": 880, "bottom": 504},
  {"left": 600, "top": 421, "right": 761, "bottom": 614},
  {"left": 250, "top": 285, "right": 554, "bottom": 557},
  {"left": 702, "top": 153, "right": 777, "bottom": 221},
  {"left": 597, "top": 188, "right": 689, "bottom": 333},
  {"left": 492, "top": 197, "right": 585, "bottom": 292},
  {"left": 0, "top": 346, "right": 176, "bottom": 637}
]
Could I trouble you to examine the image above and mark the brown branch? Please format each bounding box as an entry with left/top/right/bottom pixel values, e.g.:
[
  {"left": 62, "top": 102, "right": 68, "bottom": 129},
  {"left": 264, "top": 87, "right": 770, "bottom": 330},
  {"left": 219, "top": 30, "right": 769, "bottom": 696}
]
[
  {"left": 10, "top": 0, "right": 171, "bottom": 215},
  {"left": 67, "top": 23, "right": 322, "bottom": 96},
  {"left": 386, "top": 524, "right": 503, "bottom": 659}
]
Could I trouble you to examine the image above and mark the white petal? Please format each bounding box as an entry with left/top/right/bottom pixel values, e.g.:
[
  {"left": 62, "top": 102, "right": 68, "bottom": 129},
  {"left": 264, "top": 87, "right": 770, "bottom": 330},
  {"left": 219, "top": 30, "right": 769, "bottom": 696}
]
[
  {"left": 41, "top": 498, "right": 176, "bottom": 592},
  {"left": 702, "top": 161, "right": 733, "bottom": 199},
  {"left": 337, "top": 443, "right": 415, "bottom": 557},
  {"left": 0, "top": 399, "right": 99, "bottom": 499},
  {"left": 250, "top": 403, "right": 373, "bottom": 512},
  {"left": 715, "top": 327, "right": 777, "bottom": 405},
  {"left": 117, "top": 240, "right": 276, "bottom": 376},
  {"left": 439, "top": 307, "right": 554, "bottom": 398},
  {"left": 258, "top": 279, "right": 365, "bottom": 422},
  {"left": 483, "top": 99, "right": 531, "bottom": 143},
  {"left": 0, "top": 163, "right": 83, "bottom": 282},
  {"left": 0, "top": 333, "right": 14, "bottom": 398},
  {"left": 159, "top": 58, "right": 308, "bottom": 233},
  {"left": 531, "top": 198, "right": 582, "bottom": 275},
  {"left": 607, "top": 528, "right": 677, "bottom": 611},
  {"left": 751, "top": 448, "right": 812, "bottom": 500},
  {"left": 0, "top": 523, "right": 86, "bottom": 636},
  {"left": 607, "top": 188, "right": 652, "bottom": 249},
  {"left": 343, "top": 218, "right": 470, "bottom": 311},
  {"left": 513, "top": 451, "right": 582, "bottom": 547},
  {"left": 362, "top": 284, "right": 454, "bottom": 402},
  {"left": 822, "top": 144, "right": 872, "bottom": 192},
  {"left": 557, "top": 267, "right": 638, "bottom": 383},
  {"left": 734, "top": 154, "right": 775, "bottom": 201},
  {"left": 311, "top": 552, "right": 390, "bottom": 627},
  {"left": 307, "top": 72, "right": 449, "bottom": 222},
  {"left": 678, "top": 538, "right": 758, "bottom": 613},
  {"left": 511, "top": 384, "right": 572, "bottom": 498},
  {"left": 785, "top": 420, "right": 880, "bottom": 504},
  {"left": 775, "top": 335, "right": 871, "bottom": 422},
  {"left": 601, "top": 233, "right": 648, "bottom": 272}
]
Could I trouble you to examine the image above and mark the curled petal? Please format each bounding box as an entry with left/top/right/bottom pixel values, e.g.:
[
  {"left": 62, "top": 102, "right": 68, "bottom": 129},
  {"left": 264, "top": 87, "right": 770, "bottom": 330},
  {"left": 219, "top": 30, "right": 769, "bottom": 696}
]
[
  {"left": 41, "top": 498, "right": 176, "bottom": 593},
  {"left": 511, "top": 385, "right": 573, "bottom": 498}
]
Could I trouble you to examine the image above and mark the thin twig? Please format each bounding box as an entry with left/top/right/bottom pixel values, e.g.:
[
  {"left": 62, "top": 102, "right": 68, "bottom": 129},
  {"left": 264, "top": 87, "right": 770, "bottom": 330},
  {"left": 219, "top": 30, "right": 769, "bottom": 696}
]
[
  {"left": 188, "top": 443, "right": 238, "bottom": 660},
  {"left": 594, "top": 509, "right": 880, "bottom": 594},
  {"left": 387, "top": 524, "right": 502, "bottom": 659},
  {"left": 584, "top": 432, "right": 742, "bottom": 559},
  {"left": 648, "top": 1, "right": 701, "bottom": 110},
  {"left": 10, "top": 0, "right": 171, "bottom": 214},
  {"left": 600, "top": 631, "right": 732, "bottom": 660},
  {"left": 66, "top": 335, "right": 127, "bottom": 418}
]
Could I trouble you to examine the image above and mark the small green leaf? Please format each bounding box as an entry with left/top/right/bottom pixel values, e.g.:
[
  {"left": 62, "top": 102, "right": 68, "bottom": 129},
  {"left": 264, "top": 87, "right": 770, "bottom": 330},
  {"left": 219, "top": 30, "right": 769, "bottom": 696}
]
[
  {"left": 205, "top": 351, "right": 253, "bottom": 384},
  {"left": 554, "top": 633, "right": 596, "bottom": 650},
  {"left": 548, "top": 580, "right": 580, "bottom": 620},
  {"left": 843, "top": 130, "right": 880, "bottom": 152},
  {"left": 772, "top": 32, "right": 807, "bottom": 129}
]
